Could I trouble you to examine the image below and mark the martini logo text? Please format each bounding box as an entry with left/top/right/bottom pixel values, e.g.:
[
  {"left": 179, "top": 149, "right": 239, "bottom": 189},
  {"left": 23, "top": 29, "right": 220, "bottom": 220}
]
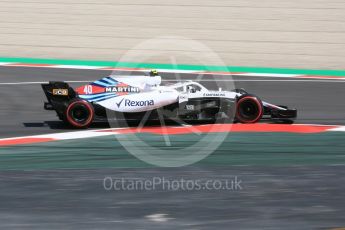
[{"left": 105, "top": 86, "right": 140, "bottom": 93}]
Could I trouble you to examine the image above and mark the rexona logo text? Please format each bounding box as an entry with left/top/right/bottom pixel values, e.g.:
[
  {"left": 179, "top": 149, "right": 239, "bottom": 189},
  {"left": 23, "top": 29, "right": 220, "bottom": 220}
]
[
  {"left": 105, "top": 86, "right": 139, "bottom": 93},
  {"left": 116, "top": 98, "right": 155, "bottom": 108},
  {"left": 125, "top": 99, "right": 154, "bottom": 107}
]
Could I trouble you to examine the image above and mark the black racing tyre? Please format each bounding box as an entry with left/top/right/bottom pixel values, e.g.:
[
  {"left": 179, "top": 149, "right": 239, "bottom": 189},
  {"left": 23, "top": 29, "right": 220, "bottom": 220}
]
[
  {"left": 236, "top": 94, "right": 263, "bottom": 123},
  {"left": 65, "top": 99, "right": 94, "bottom": 128}
]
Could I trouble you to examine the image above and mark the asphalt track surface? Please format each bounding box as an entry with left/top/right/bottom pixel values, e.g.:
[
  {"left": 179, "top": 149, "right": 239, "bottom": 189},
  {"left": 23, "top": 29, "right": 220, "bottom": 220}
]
[
  {"left": 1, "top": 66, "right": 345, "bottom": 229},
  {"left": 0, "top": 66, "right": 345, "bottom": 138}
]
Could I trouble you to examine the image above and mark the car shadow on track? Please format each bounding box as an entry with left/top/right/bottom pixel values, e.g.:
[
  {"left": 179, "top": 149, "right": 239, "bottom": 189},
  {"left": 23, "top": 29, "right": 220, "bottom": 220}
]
[
  {"left": 23, "top": 120, "right": 194, "bottom": 130},
  {"left": 24, "top": 121, "right": 111, "bottom": 130},
  {"left": 24, "top": 119, "right": 294, "bottom": 131}
]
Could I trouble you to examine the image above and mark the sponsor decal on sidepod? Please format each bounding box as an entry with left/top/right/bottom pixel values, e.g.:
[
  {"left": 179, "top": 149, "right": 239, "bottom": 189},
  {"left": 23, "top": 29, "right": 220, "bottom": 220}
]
[
  {"left": 116, "top": 98, "right": 155, "bottom": 108},
  {"left": 105, "top": 86, "right": 140, "bottom": 93},
  {"left": 203, "top": 93, "right": 226, "bottom": 97}
]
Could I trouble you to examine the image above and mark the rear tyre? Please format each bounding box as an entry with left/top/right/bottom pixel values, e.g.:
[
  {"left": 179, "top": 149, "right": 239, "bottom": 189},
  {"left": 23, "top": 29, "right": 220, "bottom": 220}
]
[
  {"left": 236, "top": 94, "right": 263, "bottom": 123},
  {"left": 65, "top": 99, "right": 94, "bottom": 128}
]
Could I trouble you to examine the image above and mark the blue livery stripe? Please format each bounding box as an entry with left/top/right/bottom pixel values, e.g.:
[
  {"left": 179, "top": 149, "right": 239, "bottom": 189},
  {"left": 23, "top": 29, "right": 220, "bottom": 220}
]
[
  {"left": 98, "top": 79, "right": 111, "bottom": 85},
  {"left": 103, "top": 77, "right": 118, "bottom": 85},
  {"left": 79, "top": 92, "right": 115, "bottom": 99},
  {"left": 92, "top": 80, "right": 109, "bottom": 87},
  {"left": 90, "top": 94, "right": 118, "bottom": 102}
]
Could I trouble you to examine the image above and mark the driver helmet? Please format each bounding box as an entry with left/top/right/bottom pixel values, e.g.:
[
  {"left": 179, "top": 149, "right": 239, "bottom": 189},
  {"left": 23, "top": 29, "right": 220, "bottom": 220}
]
[{"left": 149, "top": 69, "right": 158, "bottom": 77}]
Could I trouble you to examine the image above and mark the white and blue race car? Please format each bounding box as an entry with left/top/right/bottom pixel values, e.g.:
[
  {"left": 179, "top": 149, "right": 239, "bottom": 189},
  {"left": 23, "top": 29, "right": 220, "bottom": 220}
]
[{"left": 42, "top": 70, "right": 297, "bottom": 128}]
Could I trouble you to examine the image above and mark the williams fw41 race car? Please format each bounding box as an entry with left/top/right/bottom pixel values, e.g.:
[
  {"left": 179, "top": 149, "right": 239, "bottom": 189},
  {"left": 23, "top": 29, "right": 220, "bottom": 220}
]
[{"left": 42, "top": 70, "right": 297, "bottom": 128}]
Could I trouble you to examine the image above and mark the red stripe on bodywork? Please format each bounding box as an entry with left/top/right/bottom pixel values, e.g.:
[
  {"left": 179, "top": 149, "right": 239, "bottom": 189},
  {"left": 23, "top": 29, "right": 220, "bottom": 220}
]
[
  {"left": 0, "top": 137, "right": 55, "bottom": 146},
  {"left": 75, "top": 85, "right": 105, "bottom": 95}
]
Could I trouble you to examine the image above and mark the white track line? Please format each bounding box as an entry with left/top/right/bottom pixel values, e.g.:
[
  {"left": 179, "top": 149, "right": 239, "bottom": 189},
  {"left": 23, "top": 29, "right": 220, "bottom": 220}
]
[
  {"left": 1, "top": 62, "right": 345, "bottom": 81},
  {"left": 0, "top": 62, "right": 14, "bottom": 65},
  {"left": 2, "top": 79, "right": 345, "bottom": 86},
  {"left": 0, "top": 81, "right": 92, "bottom": 85},
  {"left": 328, "top": 127, "right": 345, "bottom": 132},
  {"left": 0, "top": 127, "right": 123, "bottom": 142},
  {"left": 1, "top": 124, "right": 345, "bottom": 145},
  {"left": 53, "top": 65, "right": 106, "bottom": 70},
  {"left": 232, "top": 73, "right": 301, "bottom": 78}
]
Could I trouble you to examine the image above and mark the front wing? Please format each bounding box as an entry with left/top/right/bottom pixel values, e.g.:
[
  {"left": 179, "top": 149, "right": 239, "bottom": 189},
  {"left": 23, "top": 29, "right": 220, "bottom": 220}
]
[{"left": 263, "top": 102, "right": 297, "bottom": 121}]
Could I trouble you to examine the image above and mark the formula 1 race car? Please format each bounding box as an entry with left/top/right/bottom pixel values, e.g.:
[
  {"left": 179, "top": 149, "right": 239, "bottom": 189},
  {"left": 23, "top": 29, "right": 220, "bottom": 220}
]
[{"left": 42, "top": 70, "right": 297, "bottom": 128}]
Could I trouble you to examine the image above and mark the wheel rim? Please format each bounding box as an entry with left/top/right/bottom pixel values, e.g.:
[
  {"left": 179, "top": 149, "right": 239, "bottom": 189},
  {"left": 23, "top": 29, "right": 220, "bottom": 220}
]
[
  {"left": 70, "top": 104, "right": 90, "bottom": 123},
  {"left": 66, "top": 100, "right": 94, "bottom": 127},
  {"left": 236, "top": 97, "right": 262, "bottom": 123}
]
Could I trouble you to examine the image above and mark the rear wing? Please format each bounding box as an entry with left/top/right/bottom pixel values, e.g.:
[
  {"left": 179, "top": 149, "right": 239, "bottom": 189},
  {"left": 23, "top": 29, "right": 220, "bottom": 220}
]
[{"left": 41, "top": 81, "right": 77, "bottom": 119}]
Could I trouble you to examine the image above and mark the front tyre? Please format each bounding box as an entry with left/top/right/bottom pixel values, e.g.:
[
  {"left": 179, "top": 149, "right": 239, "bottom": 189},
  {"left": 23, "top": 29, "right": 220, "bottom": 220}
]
[
  {"left": 65, "top": 99, "right": 94, "bottom": 128},
  {"left": 236, "top": 94, "right": 263, "bottom": 123}
]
